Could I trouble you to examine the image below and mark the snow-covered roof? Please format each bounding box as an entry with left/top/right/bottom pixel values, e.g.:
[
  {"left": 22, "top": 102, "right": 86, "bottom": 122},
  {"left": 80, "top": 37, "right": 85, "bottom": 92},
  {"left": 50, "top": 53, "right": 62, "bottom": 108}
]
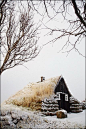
[{"left": 54, "top": 76, "right": 72, "bottom": 97}]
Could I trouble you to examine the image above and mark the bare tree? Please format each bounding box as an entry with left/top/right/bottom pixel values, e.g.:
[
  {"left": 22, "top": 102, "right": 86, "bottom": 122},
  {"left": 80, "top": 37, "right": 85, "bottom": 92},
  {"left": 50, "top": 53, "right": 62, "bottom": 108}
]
[
  {"left": 0, "top": 0, "right": 86, "bottom": 75},
  {"left": 0, "top": 1, "right": 39, "bottom": 75},
  {"left": 0, "top": 0, "right": 7, "bottom": 25},
  {"left": 30, "top": 0, "right": 86, "bottom": 56}
]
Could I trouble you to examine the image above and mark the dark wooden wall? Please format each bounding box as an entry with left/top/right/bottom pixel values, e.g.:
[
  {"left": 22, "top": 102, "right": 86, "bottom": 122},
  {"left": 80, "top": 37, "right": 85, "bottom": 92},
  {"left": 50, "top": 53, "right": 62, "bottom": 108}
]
[
  {"left": 54, "top": 77, "right": 71, "bottom": 97},
  {"left": 54, "top": 77, "right": 71, "bottom": 112}
]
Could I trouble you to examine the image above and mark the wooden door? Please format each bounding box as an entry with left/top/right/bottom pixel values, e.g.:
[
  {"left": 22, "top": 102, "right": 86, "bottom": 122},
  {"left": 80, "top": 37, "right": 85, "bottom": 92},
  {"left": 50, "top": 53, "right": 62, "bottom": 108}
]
[
  {"left": 58, "top": 93, "right": 70, "bottom": 112},
  {"left": 60, "top": 93, "right": 65, "bottom": 109},
  {"left": 58, "top": 93, "right": 65, "bottom": 110}
]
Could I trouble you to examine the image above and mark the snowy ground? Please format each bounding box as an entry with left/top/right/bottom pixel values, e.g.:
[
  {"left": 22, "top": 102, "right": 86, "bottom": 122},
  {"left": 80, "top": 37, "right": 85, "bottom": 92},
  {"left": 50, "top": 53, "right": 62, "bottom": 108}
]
[
  {"left": 43, "top": 110, "right": 86, "bottom": 128},
  {"left": 1, "top": 104, "right": 86, "bottom": 128}
]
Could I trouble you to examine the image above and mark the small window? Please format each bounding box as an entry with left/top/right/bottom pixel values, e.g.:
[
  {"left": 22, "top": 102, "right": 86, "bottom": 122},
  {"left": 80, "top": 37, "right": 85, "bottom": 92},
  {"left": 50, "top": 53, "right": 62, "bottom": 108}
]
[
  {"left": 57, "top": 93, "right": 60, "bottom": 100},
  {"left": 65, "top": 94, "right": 68, "bottom": 101}
]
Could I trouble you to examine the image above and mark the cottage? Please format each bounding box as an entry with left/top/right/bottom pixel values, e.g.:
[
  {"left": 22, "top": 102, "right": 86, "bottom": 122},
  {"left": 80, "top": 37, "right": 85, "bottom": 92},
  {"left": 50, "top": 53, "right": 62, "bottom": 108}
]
[{"left": 5, "top": 76, "right": 82, "bottom": 115}]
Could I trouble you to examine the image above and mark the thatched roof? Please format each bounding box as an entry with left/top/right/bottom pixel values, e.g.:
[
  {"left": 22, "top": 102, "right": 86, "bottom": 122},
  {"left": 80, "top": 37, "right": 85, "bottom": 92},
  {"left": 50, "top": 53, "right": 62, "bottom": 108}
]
[{"left": 4, "top": 76, "right": 61, "bottom": 107}]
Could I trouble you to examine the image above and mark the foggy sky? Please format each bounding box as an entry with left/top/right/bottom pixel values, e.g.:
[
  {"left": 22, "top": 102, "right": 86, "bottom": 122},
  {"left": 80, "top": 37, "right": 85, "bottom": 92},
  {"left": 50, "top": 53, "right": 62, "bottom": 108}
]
[
  {"left": 1, "top": 1, "right": 85, "bottom": 103},
  {"left": 1, "top": 38, "right": 85, "bottom": 103}
]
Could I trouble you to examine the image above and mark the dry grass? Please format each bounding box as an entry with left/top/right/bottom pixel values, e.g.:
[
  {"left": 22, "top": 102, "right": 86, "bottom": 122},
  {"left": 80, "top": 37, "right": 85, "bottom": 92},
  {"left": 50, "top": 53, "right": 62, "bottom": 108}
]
[{"left": 5, "top": 76, "right": 60, "bottom": 110}]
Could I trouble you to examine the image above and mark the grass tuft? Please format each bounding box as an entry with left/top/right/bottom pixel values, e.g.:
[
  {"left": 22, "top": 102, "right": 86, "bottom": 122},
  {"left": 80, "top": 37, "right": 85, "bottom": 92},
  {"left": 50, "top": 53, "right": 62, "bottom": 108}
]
[{"left": 5, "top": 76, "right": 60, "bottom": 110}]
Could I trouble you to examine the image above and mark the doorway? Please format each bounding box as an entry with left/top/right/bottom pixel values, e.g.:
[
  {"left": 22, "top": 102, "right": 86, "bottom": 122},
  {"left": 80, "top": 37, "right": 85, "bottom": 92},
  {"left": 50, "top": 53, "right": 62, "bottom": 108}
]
[{"left": 58, "top": 93, "right": 70, "bottom": 112}]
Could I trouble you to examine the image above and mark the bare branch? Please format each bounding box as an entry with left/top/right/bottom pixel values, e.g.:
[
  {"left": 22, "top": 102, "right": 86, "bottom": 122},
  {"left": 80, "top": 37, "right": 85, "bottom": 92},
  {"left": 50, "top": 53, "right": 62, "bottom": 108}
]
[
  {"left": 71, "top": 0, "right": 86, "bottom": 28},
  {"left": 0, "top": 1, "right": 40, "bottom": 75},
  {"left": 36, "top": 0, "right": 85, "bottom": 56}
]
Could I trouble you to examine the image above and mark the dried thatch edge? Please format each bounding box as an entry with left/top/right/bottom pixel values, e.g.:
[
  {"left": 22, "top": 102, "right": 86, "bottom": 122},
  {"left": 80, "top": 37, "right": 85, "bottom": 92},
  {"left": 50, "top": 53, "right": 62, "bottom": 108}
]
[{"left": 2, "top": 76, "right": 60, "bottom": 107}]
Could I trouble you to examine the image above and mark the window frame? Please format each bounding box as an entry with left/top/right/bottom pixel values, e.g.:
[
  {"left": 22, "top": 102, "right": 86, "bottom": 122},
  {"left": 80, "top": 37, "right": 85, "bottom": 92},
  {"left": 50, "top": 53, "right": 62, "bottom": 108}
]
[
  {"left": 57, "top": 93, "right": 60, "bottom": 100},
  {"left": 65, "top": 94, "right": 68, "bottom": 101}
]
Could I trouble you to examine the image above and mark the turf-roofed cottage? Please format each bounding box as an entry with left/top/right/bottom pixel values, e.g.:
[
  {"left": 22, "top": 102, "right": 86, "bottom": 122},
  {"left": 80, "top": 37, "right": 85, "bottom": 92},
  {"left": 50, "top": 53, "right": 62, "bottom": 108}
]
[{"left": 5, "top": 76, "right": 82, "bottom": 115}]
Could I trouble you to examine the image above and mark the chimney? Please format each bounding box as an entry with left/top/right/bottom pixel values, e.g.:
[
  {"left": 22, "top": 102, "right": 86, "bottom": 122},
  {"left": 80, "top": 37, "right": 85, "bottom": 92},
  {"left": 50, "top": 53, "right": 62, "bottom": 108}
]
[{"left": 41, "top": 76, "right": 45, "bottom": 82}]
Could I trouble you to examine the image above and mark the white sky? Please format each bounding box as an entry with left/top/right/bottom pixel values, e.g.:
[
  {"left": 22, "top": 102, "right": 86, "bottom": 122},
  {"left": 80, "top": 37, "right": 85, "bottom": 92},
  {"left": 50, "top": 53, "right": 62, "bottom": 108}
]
[{"left": 1, "top": 1, "right": 85, "bottom": 103}]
